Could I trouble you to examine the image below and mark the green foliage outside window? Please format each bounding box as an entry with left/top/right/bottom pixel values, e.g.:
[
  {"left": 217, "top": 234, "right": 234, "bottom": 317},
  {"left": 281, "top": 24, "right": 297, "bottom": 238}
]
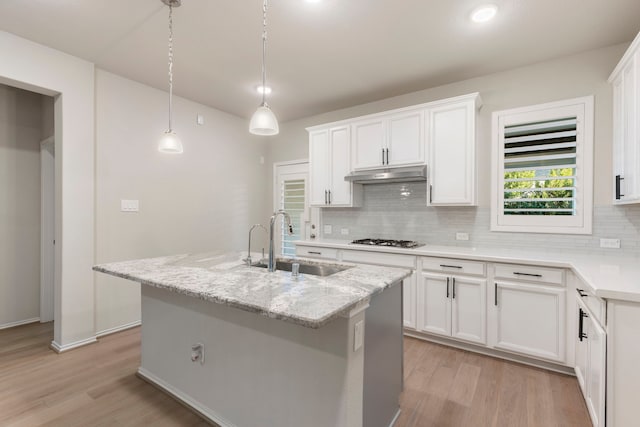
[{"left": 503, "top": 168, "right": 575, "bottom": 215}]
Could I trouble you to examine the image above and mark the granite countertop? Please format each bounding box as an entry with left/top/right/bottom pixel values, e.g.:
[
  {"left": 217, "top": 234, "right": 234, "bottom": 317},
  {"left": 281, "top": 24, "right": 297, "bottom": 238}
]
[
  {"left": 296, "top": 239, "right": 640, "bottom": 303},
  {"left": 93, "top": 252, "right": 411, "bottom": 328}
]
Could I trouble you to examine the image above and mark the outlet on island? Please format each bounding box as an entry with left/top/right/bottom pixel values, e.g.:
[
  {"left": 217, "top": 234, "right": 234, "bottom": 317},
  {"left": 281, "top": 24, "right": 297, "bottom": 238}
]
[
  {"left": 324, "top": 225, "right": 332, "bottom": 235},
  {"left": 456, "top": 232, "right": 469, "bottom": 241}
]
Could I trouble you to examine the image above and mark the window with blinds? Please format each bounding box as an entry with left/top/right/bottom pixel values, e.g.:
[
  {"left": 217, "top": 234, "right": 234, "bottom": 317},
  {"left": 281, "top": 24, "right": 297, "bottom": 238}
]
[
  {"left": 492, "top": 97, "right": 594, "bottom": 234},
  {"left": 280, "top": 179, "right": 305, "bottom": 257},
  {"left": 503, "top": 117, "right": 577, "bottom": 216}
]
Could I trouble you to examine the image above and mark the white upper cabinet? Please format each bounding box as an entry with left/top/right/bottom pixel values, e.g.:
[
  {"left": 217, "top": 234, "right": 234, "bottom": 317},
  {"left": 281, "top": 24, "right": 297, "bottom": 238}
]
[
  {"left": 351, "top": 109, "right": 425, "bottom": 171},
  {"left": 387, "top": 110, "right": 425, "bottom": 167},
  {"left": 351, "top": 118, "right": 386, "bottom": 170},
  {"left": 308, "top": 126, "right": 361, "bottom": 207},
  {"left": 610, "top": 30, "right": 640, "bottom": 203},
  {"left": 427, "top": 93, "right": 481, "bottom": 206}
]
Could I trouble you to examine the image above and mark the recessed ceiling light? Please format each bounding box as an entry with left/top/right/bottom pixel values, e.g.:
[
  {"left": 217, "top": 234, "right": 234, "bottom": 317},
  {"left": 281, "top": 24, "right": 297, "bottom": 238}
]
[
  {"left": 304, "top": 0, "right": 322, "bottom": 3},
  {"left": 257, "top": 85, "right": 272, "bottom": 95},
  {"left": 471, "top": 4, "right": 498, "bottom": 23}
]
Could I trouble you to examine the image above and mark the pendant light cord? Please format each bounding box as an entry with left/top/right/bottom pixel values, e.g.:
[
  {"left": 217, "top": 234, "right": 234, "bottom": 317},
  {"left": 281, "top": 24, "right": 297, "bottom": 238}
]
[
  {"left": 261, "top": 0, "right": 268, "bottom": 106},
  {"left": 168, "top": 4, "right": 174, "bottom": 132}
]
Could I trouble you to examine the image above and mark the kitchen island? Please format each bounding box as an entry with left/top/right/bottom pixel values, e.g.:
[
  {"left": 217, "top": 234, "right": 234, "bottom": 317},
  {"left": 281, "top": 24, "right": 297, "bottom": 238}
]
[{"left": 94, "top": 252, "right": 411, "bottom": 427}]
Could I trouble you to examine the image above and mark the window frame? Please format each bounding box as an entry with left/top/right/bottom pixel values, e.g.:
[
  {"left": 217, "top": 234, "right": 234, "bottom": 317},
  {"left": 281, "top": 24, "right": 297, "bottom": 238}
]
[{"left": 491, "top": 96, "right": 594, "bottom": 234}]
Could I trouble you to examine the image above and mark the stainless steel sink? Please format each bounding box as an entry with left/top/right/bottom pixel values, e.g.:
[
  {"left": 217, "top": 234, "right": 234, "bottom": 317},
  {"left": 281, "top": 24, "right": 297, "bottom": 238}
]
[{"left": 253, "top": 260, "right": 352, "bottom": 277}]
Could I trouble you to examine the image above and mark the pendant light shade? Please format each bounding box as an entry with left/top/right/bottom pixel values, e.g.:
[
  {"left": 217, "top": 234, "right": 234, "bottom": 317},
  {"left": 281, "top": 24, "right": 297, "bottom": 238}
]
[
  {"left": 158, "top": 0, "right": 184, "bottom": 154},
  {"left": 249, "top": 104, "right": 279, "bottom": 135},
  {"left": 158, "top": 131, "right": 183, "bottom": 154},
  {"left": 250, "top": 0, "right": 279, "bottom": 136}
]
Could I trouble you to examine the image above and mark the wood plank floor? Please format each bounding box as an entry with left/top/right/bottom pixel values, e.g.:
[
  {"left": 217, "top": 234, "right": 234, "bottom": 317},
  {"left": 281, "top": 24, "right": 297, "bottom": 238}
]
[{"left": 0, "top": 322, "right": 591, "bottom": 427}]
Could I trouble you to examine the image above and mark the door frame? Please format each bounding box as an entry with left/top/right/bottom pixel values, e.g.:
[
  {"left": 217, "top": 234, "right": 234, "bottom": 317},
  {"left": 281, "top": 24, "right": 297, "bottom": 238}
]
[{"left": 40, "top": 136, "right": 55, "bottom": 323}]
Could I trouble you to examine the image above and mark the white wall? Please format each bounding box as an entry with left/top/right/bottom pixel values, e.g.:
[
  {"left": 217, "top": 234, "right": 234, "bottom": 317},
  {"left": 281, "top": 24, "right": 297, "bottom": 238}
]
[
  {"left": 268, "top": 43, "right": 628, "bottom": 208},
  {"left": 95, "top": 70, "right": 271, "bottom": 334},
  {"left": 0, "top": 31, "right": 95, "bottom": 350},
  {"left": 0, "top": 84, "right": 43, "bottom": 328}
]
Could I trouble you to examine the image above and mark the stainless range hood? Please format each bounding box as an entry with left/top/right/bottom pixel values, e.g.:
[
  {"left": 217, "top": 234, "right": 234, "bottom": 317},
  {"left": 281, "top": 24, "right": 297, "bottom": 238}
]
[{"left": 344, "top": 165, "right": 427, "bottom": 184}]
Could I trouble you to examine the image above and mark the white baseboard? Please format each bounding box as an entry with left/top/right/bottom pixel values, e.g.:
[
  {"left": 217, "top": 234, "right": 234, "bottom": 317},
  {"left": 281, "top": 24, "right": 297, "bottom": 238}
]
[
  {"left": 137, "top": 367, "right": 237, "bottom": 427},
  {"left": 50, "top": 336, "right": 97, "bottom": 353},
  {"left": 0, "top": 317, "right": 40, "bottom": 330},
  {"left": 96, "top": 320, "right": 141, "bottom": 338}
]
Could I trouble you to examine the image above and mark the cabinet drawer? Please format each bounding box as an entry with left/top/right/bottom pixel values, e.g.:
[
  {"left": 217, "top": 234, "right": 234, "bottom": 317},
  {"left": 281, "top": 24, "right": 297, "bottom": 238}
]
[
  {"left": 576, "top": 287, "right": 606, "bottom": 326},
  {"left": 421, "top": 257, "right": 485, "bottom": 276},
  {"left": 342, "top": 250, "right": 416, "bottom": 268},
  {"left": 494, "top": 263, "right": 564, "bottom": 286},
  {"left": 295, "top": 245, "right": 338, "bottom": 260}
]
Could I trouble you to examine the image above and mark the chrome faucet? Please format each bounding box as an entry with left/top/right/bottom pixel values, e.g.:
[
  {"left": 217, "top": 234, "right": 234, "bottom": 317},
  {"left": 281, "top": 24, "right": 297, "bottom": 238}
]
[
  {"left": 269, "top": 210, "right": 293, "bottom": 272},
  {"left": 245, "top": 224, "right": 267, "bottom": 266}
]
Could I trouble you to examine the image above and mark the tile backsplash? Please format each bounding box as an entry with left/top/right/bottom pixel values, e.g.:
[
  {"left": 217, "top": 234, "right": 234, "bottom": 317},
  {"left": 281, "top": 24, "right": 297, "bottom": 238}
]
[{"left": 320, "top": 182, "right": 640, "bottom": 255}]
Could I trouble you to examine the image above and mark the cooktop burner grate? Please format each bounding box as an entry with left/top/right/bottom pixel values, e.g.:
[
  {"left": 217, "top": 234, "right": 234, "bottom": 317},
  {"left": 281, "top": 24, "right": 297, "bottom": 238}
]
[{"left": 351, "top": 238, "right": 423, "bottom": 249}]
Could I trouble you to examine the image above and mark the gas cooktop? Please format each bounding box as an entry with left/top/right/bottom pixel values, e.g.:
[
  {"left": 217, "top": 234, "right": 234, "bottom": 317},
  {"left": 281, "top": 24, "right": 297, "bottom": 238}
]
[{"left": 350, "top": 238, "right": 424, "bottom": 249}]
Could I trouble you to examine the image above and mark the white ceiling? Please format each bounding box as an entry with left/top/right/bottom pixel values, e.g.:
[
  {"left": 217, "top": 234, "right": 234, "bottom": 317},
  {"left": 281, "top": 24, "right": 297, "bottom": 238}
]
[{"left": 1, "top": 0, "right": 638, "bottom": 122}]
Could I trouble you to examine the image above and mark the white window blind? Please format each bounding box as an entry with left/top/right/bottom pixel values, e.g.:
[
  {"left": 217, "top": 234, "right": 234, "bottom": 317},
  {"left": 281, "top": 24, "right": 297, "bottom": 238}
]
[
  {"left": 492, "top": 96, "right": 594, "bottom": 234},
  {"left": 503, "top": 117, "right": 577, "bottom": 215},
  {"left": 280, "top": 179, "right": 305, "bottom": 257}
]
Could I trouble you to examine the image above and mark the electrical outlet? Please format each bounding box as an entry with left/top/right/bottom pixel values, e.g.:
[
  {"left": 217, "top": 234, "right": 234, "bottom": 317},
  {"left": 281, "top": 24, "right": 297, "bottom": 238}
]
[
  {"left": 456, "top": 232, "right": 469, "bottom": 241},
  {"left": 324, "top": 224, "right": 332, "bottom": 234},
  {"left": 196, "top": 114, "right": 204, "bottom": 125},
  {"left": 600, "top": 238, "right": 621, "bottom": 249},
  {"left": 341, "top": 228, "right": 349, "bottom": 235}
]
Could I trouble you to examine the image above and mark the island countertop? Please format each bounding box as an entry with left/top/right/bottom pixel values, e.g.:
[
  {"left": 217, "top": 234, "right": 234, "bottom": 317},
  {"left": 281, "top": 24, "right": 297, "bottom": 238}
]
[{"left": 93, "top": 252, "right": 411, "bottom": 328}]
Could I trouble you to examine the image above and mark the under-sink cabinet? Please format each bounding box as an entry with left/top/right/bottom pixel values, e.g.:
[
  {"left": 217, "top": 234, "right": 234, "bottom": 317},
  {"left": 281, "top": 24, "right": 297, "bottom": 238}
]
[
  {"left": 417, "top": 257, "right": 487, "bottom": 345},
  {"left": 575, "top": 287, "right": 606, "bottom": 427},
  {"left": 489, "top": 263, "right": 566, "bottom": 363},
  {"left": 308, "top": 126, "right": 362, "bottom": 207}
]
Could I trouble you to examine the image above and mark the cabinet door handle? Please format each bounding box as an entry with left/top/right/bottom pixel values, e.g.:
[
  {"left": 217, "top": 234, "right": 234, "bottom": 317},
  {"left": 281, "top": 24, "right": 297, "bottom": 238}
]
[
  {"left": 328, "top": 190, "right": 331, "bottom": 205},
  {"left": 616, "top": 175, "right": 624, "bottom": 200},
  {"left": 385, "top": 148, "right": 389, "bottom": 165},
  {"left": 452, "top": 277, "right": 456, "bottom": 299},
  {"left": 446, "top": 277, "right": 450, "bottom": 298},
  {"left": 579, "top": 308, "right": 589, "bottom": 341},
  {"left": 494, "top": 283, "right": 498, "bottom": 306},
  {"left": 382, "top": 148, "right": 385, "bottom": 165},
  {"left": 308, "top": 251, "right": 322, "bottom": 255},
  {"left": 513, "top": 272, "right": 542, "bottom": 278},
  {"left": 429, "top": 184, "right": 433, "bottom": 204},
  {"left": 576, "top": 288, "right": 588, "bottom": 297},
  {"left": 440, "top": 264, "right": 462, "bottom": 269},
  {"left": 324, "top": 190, "right": 328, "bottom": 205}
]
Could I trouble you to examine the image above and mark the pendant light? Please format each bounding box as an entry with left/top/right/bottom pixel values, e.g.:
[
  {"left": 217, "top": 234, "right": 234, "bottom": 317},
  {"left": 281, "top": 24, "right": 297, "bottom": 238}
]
[
  {"left": 158, "top": 0, "right": 184, "bottom": 154},
  {"left": 249, "top": 0, "right": 279, "bottom": 136}
]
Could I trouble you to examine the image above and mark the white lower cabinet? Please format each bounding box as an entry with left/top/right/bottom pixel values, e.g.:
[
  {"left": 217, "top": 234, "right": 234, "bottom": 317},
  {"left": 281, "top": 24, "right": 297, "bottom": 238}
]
[
  {"left": 490, "top": 280, "right": 566, "bottom": 363},
  {"left": 418, "top": 272, "right": 486, "bottom": 345},
  {"left": 403, "top": 270, "right": 417, "bottom": 329},
  {"left": 576, "top": 294, "right": 606, "bottom": 427}
]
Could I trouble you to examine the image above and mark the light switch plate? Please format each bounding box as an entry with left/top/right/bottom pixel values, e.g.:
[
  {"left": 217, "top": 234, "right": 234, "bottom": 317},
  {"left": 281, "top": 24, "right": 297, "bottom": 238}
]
[
  {"left": 324, "top": 225, "right": 332, "bottom": 234},
  {"left": 341, "top": 228, "right": 349, "bottom": 235},
  {"left": 121, "top": 199, "right": 139, "bottom": 212},
  {"left": 196, "top": 114, "right": 204, "bottom": 125}
]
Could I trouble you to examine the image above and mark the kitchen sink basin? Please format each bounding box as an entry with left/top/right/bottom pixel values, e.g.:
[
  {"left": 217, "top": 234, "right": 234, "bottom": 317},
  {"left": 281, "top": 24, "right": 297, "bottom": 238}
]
[{"left": 253, "top": 260, "right": 352, "bottom": 277}]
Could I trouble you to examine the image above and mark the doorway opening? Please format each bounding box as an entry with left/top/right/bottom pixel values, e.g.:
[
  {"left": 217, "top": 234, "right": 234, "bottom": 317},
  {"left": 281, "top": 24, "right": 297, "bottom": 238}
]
[{"left": 0, "top": 83, "right": 55, "bottom": 340}]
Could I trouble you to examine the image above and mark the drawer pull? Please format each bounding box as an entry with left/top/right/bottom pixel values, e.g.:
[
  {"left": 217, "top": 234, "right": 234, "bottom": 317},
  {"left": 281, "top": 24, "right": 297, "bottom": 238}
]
[
  {"left": 576, "top": 288, "right": 588, "bottom": 297},
  {"left": 513, "top": 272, "right": 542, "bottom": 278},
  {"left": 440, "top": 264, "right": 463, "bottom": 269},
  {"left": 307, "top": 251, "right": 322, "bottom": 255},
  {"left": 446, "top": 277, "right": 450, "bottom": 298}
]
